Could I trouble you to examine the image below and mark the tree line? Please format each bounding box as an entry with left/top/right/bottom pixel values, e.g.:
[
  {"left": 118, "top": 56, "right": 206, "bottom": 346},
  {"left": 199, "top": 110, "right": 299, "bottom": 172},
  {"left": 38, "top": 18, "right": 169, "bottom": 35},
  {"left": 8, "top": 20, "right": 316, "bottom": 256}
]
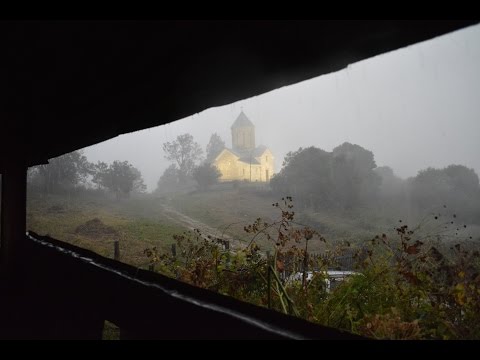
[
  {"left": 156, "top": 132, "right": 225, "bottom": 193},
  {"left": 270, "top": 142, "right": 480, "bottom": 223},
  {"left": 28, "top": 151, "right": 146, "bottom": 199},
  {"left": 29, "top": 133, "right": 480, "bottom": 223},
  {"left": 27, "top": 131, "right": 227, "bottom": 198}
]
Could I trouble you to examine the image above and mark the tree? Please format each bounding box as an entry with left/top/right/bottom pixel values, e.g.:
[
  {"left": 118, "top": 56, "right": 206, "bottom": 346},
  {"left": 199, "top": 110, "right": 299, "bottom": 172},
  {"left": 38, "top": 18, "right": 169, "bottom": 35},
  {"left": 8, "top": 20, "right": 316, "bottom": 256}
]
[
  {"left": 331, "top": 142, "right": 381, "bottom": 209},
  {"left": 375, "top": 166, "right": 406, "bottom": 196},
  {"left": 410, "top": 165, "right": 480, "bottom": 222},
  {"left": 163, "top": 134, "right": 203, "bottom": 183},
  {"left": 332, "top": 142, "right": 377, "bottom": 171},
  {"left": 444, "top": 165, "right": 480, "bottom": 194},
  {"left": 131, "top": 166, "right": 147, "bottom": 194},
  {"left": 271, "top": 143, "right": 381, "bottom": 211},
  {"left": 374, "top": 166, "right": 409, "bottom": 216},
  {"left": 206, "top": 133, "right": 226, "bottom": 163},
  {"left": 28, "top": 150, "right": 92, "bottom": 194},
  {"left": 91, "top": 161, "right": 109, "bottom": 190},
  {"left": 271, "top": 147, "right": 335, "bottom": 210},
  {"left": 192, "top": 163, "right": 221, "bottom": 191},
  {"left": 155, "top": 164, "right": 180, "bottom": 193},
  {"left": 93, "top": 160, "right": 146, "bottom": 199}
]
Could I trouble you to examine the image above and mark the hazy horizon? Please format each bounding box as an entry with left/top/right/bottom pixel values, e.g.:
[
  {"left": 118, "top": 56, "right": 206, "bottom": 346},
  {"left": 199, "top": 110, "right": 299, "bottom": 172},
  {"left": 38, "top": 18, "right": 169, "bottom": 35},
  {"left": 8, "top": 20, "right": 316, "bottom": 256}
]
[{"left": 80, "top": 23, "right": 480, "bottom": 192}]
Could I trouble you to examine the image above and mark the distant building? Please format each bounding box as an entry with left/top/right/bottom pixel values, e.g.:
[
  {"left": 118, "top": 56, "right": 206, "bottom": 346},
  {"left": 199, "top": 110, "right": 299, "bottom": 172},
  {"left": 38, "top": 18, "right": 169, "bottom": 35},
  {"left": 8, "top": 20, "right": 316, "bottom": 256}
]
[{"left": 213, "top": 111, "right": 275, "bottom": 182}]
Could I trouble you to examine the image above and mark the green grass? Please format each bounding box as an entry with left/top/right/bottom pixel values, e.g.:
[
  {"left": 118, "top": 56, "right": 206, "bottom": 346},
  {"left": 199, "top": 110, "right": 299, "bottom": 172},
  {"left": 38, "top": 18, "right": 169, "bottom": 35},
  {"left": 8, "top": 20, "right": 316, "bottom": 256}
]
[
  {"left": 165, "top": 188, "right": 402, "bottom": 252},
  {"left": 26, "top": 188, "right": 480, "bottom": 340},
  {"left": 27, "top": 193, "right": 187, "bottom": 268},
  {"left": 166, "top": 188, "right": 280, "bottom": 248},
  {"left": 28, "top": 189, "right": 480, "bottom": 267},
  {"left": 102, "top": 321, "right": 120, "bottom": 340}
]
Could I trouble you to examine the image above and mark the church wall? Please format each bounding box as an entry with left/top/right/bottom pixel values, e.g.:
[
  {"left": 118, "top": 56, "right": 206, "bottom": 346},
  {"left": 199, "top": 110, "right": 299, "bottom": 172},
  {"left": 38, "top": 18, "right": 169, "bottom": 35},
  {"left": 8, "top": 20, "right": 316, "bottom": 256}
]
[
  {"left": 239, "top": 163, "right": 262, "bottom": 182},
  {"left": 214, "top": 150, "right": 266, "bottom": 182},
  {"left": 256, "top": 149, "right": 275, "bottom": 182},
  {"left": 214, "top": 151, "right": 241, "bottom": 182}
]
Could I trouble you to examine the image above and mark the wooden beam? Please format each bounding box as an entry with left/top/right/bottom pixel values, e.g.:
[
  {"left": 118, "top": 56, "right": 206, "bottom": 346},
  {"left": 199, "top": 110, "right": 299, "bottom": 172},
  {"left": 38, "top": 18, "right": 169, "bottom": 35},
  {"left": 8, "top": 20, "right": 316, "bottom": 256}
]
[{"left": 0, "top": 162, "right": 27, "bottom": 291}]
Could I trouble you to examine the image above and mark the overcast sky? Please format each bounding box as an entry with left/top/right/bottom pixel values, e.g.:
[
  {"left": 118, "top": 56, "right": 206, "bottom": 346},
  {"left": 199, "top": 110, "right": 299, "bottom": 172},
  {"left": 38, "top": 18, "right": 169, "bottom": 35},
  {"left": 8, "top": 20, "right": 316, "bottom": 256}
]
[{"left": 82, "top": 23, "right": 480, "bottom": 192}]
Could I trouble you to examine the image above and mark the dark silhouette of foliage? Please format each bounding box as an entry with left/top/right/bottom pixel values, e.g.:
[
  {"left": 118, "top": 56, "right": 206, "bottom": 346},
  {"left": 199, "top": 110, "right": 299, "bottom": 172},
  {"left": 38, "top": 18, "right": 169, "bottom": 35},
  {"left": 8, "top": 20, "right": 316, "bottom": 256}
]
[
  {"left": 410, "top": 165, "right": 480, "bottom": 223},
  {"left": 271, "top": 143, "right": 381, "bottom": 210},
  {"left": 28, "top": 150, "right": 92, "bottom": 194},
  {"left": 92, "top": 160, "right": 146, "bottom": 199},
  {"left": 155, "top": 164, "right": 180, "bottom": 193},
  {"left": 331, "top": 142, "right": 381, "bottom": 209},
  {"left": 205, "top": 133, "right": 226, "bottom": 163},
  {"left": 271, "top": 147, "right": 334, "bottom": 210},
  {"left": 192, "top": 163, "right": 221, "bottom": 191},
  {"left": 146, "top": 196, "right": 480, "bottom": 339}
]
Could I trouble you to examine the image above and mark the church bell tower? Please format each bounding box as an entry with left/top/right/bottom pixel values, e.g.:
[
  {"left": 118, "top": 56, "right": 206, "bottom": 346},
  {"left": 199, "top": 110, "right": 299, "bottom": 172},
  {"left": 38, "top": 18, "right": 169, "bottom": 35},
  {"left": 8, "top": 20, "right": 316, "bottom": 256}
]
[{"left": 231, "top": 111, "right": 255, "bottom": 152}]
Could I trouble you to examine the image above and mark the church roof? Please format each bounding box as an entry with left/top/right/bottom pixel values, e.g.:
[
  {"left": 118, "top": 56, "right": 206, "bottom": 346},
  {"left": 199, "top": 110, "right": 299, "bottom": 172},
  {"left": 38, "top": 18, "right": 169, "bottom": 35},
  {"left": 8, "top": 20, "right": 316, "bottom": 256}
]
[
  {"left": 228, "top": 145, "right": 267, "bottom": 158},
  {"left": 238, "top": 157, "right": 261, "bottom": 165},
  {"left": 231, "top": 111, "right": 255, "bottom": 129},
  {"left": 252, "top": 145, "right": 268, "bottom": 157}
]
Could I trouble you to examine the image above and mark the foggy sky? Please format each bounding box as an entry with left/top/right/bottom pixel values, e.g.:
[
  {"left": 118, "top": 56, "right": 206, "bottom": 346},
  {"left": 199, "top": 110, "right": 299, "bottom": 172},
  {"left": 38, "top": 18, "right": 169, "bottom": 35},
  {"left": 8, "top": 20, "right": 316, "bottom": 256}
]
[{"left": 82, "top": 24, "right": 480, "bottom": 192}]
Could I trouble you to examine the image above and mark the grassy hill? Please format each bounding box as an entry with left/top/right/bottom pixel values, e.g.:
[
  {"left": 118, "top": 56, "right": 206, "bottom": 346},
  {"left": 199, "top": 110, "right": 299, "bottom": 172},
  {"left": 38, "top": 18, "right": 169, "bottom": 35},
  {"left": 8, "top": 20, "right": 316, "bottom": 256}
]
[
  {"left": 164, "top": 187, "right": 402, "bottom": 252},
  {"left": 27, "top": 185, "right": 480, "bottom": 267},
  {"left": 27, "top": 192, "right": 187, "bottom": 268}
]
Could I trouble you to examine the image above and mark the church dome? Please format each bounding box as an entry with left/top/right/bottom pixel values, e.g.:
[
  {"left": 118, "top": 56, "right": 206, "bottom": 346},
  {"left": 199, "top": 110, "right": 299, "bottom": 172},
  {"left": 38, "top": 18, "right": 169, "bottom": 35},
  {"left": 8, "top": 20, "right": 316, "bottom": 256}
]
[{"left": 231, "top": 111, "right": 254, "bottom": 129}]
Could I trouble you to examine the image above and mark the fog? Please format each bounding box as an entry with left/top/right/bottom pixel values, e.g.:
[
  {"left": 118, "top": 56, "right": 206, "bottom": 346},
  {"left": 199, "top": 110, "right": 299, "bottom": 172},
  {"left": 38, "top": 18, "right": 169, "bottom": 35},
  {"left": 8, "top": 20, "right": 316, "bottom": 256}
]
[
  {"left": 27, "top": 24, "right": 480, "bottom": 339},
  {"left": 82, "top": 24, "right": 480, "bottom": 192}
]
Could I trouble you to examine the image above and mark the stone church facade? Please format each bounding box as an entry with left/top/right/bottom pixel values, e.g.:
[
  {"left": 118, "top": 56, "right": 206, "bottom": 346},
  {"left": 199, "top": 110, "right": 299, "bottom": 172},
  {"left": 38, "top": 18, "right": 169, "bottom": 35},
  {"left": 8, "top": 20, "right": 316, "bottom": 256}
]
[{"left": 213, "top": 111, "right": 275, "bottom": 182}]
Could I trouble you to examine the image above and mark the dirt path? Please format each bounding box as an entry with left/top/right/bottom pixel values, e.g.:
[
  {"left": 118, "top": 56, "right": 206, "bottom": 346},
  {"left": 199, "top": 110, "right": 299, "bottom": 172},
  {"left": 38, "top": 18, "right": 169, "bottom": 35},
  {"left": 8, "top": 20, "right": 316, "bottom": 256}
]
[{"left": 159, "top": 204, "right": 241, "bottom": 249}]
